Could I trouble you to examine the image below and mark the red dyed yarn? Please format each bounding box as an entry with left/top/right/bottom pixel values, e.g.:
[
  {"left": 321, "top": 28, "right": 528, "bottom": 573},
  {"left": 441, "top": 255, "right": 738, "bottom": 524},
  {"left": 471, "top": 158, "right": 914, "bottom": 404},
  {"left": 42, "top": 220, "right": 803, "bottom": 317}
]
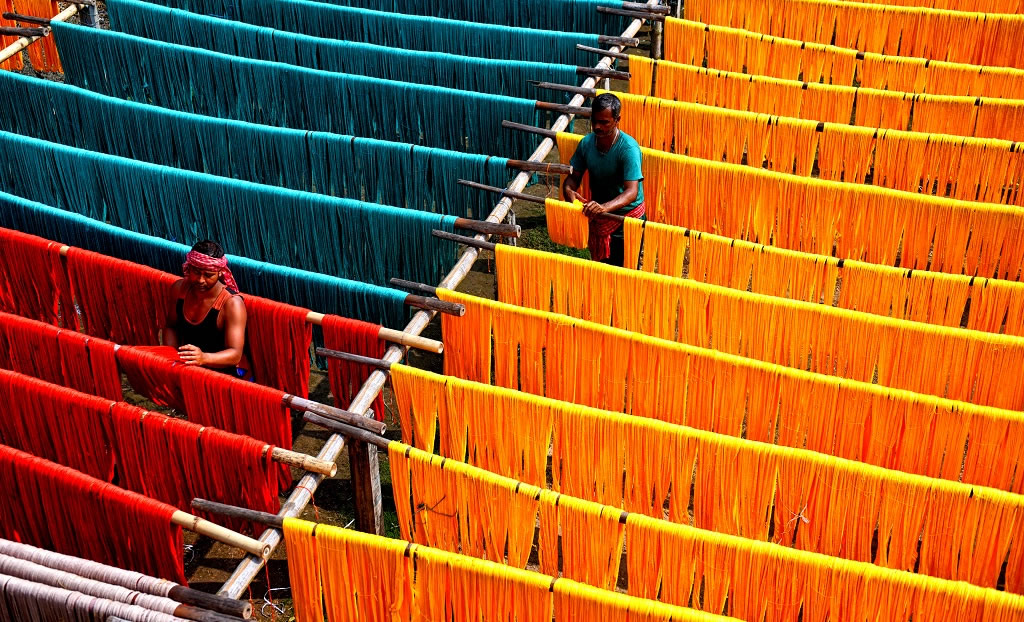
[
  {"left": 115, "top": 345, "right": 186, "bottom": 412},
  {"left": 322, "top": 315, "right": 386, "bottom": 420},
  {"left": 66, "top": 247, "right": 177, "bottom": 346},
  {"left": 0, "top": 444, "right": 186, "bottom": 583},
  {"left": 0, "top": 369, "right": 115, "bottom": 482},
  {"left": 246, "top": 296, "right": 312, "bottom": 398},
  {"left": 180, "top": 364, "right": 292, "bottom": 486},
  {"left": 0, "top": 312, "right": 122, "bottom": 400},
  {"left": 0, "top": 228, "right": 73, "bottom": 327}
]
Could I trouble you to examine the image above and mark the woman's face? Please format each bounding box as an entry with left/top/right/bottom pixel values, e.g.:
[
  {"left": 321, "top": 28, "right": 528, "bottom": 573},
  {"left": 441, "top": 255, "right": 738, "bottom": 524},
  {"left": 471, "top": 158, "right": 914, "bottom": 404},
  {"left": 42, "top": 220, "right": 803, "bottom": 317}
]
[{"left": 592, "top": 108, "right": 619, "bottom": 139}]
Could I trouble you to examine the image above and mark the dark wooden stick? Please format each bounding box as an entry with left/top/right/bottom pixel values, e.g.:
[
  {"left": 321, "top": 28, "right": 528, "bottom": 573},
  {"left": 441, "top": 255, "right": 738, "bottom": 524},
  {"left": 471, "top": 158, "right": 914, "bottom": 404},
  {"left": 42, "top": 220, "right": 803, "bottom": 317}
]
[
  {"left": 0, "top": 26, "right": 46, "bottom": 37},
  {"left": 174, "top": 604, "right": 248, "bottom": 622},
  {"left": 502, "top": 120, "right": 558, "bottom": 139},
  {"left": 575, "top": 43, "right": 631, "bottom": 61},
  {"left": 457, "top": 179, "right": 546, "bottom": 206},
  {"left": 192, "top": 499, "right": 283, "bottom": 529},
  {"left": 453, "top": 217, "right": 520, "bottom": 237},
  {"left": 433, "top": 230, "right": 498, "bottom": 252},
  {"left": 598, "top": 34, "right": 640, "bottom": 47},
  {"left": 316, "top": 347, "right": 392, "bottom": 371},
  {"left": 506, "top": 159, "right": 572, "bottom": 174},
  {"left": 168, "top": 586, "right": 252, "bottom": 620},
  {"left": 577, "top": 66, "right": 630, "bottom": 81},
  {"left": 2, "top": 12, "right": 49, "bottom": 24},
  {"left": 597, "top": 6, "right": 666, "bottom": 20},
  {"left": 405, "top": 294, "right": 466, "bottom": 317},
  {"left": 303, "top": 412, "right": 391, "bottom": 450},
  {"left": 388, "top": 278, "right": 439, "bottom": 296},
  {"left": 536, "top": 100, "right": 592, "bottom": 117},
  {"left": 282, "top": 394, "right": 385, "bottom": 436},
  {"left": 621, "top": 1, "right": 671, "bottom": 13},
  {"left": 535, "top": 82, "right": 598, "bottom": 98}
]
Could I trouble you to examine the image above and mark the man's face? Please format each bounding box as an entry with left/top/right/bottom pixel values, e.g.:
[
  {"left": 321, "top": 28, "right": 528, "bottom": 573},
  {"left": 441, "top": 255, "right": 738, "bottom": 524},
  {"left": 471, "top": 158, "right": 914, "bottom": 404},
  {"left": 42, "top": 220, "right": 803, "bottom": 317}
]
[
  {"left": 184, "top": 265, "right": 221, "bottom": 291},
  {"left": 592, "top": 108, "right": 618, "bottom": 138}
]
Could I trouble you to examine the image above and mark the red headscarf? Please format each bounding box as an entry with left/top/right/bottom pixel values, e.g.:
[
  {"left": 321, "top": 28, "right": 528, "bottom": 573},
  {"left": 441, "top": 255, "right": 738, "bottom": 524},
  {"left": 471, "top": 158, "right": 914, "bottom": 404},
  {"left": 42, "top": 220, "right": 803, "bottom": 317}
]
[{"left": 183, "top": 251, "right": 239, "bottom": 293}]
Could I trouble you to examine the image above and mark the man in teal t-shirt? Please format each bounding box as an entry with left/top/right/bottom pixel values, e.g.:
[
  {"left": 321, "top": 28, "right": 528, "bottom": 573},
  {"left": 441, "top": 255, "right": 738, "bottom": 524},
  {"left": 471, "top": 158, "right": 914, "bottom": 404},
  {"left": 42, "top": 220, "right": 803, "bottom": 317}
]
[{"left": 562, "top": 93, "right": 645, "bottom": 266}]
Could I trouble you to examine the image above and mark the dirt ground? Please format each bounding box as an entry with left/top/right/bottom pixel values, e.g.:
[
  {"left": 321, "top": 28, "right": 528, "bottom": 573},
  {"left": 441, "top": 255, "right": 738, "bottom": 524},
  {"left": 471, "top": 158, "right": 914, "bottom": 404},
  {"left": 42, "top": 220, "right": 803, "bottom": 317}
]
[{"left": 8, "top": 12, "right": 649, "bottom": 617}]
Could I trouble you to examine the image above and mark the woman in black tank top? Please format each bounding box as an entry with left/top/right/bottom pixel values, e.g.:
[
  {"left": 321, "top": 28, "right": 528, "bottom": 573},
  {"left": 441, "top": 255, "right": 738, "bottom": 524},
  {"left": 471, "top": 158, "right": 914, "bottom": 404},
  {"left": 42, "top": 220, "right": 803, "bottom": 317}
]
[{"left": 164, "top": 241, "right": 249, "bottom": 376}]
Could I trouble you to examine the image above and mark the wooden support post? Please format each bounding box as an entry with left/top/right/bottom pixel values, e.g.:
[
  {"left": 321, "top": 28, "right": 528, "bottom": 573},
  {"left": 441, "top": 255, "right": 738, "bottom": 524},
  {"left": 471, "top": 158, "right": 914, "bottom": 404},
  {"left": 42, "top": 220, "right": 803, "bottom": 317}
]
[
  {"left": 621, "top": 1, "right": 671, "bottom": 12},
  {"left": 0, "top": 26, "right": 46, "bottom": 37},
  {"left": 652, "top": 14, "right": 664, "bottom": 60},
  {"left": 388, "top": 278, "right": 439, "bottom": 297},
  {"left": 192, "top": 499, "right": 283, "bottom": 529},
  {"left": 315, "top": 347, "right": 393, "bottom": 371},
  {"left": 597, "top": 6, "right": 666, "bottom": 20},
  {"left": 170, "top": 511, "right": 271, "bottom": 559},
  {"left": 303, "top": 413, "right": 391, "bottom": 450},
  {"left": 535, "top": 100, "right": 592, "bottom": 117},
  {"left": 577, "top": 66, "right": 630, "bottom": 81},
  {"left": 506, "top": 159, "right": 573, "bottom": 174},
  {"left": 432, "top": 230, "right": 498, "bottom": 252},
  {"left": 404, "top": 294, "right": 465, "bottom": 316},
  {"left": 502, "top": 119, "right": 560, "bottom": 138},
  {"left": 267, "top": 446, "right": 337, "bottom": 476},
  {"left": 2, "top": 12, "right": 51, "bottom": 25},
  {"left": 456, "top": 179, "right": 546, "bottom": 206},
  {"left": 575, "top": 43, "right": 631, "bottom": 61},
  {"left": 453, "top": 217, "right": 521, "bottom": 237},
  {"left": 283, "top": 394, "right": 385, "bottom": 435},
  {"left": 598, "top": 35, "right": 641, "bottom": 47},
  {"left": 532, "top": 81, "right": 598, "bottom": 98}
]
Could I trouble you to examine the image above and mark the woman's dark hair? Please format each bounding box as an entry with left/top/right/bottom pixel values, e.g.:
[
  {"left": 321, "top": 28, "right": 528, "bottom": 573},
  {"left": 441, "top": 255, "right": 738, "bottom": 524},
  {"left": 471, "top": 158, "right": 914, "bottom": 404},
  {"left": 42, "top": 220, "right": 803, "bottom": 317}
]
[
  {"left": 191, "top": 240, "right": 225, "bottom": 258},
  {"left": 591, "top": 93, "right": 622, "bottom": 119}
]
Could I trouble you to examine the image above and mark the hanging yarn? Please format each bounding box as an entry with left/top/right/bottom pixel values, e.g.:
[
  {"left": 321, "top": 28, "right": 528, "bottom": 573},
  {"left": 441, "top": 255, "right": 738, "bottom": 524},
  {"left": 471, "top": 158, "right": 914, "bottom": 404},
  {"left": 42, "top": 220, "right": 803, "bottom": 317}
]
[
  {"left": 0, "top": 72, "right": 513, "bottom": 221},
  {"left": 105, "top": 0, "right": 581, "bottom": 102},
  {"left": 608, "top": 89, "right": 1024, "bottom": 205},
  {"left": 8, "top": 0, "right": 61, "bottom": 71},
  {"left": 133, "top": 0, "right": 604, "bottom": 66},
  {"left": 0, "top": 228, "right": 72, "bottom": 327},
  {"left": 388, "top": 363, "right": 1024, "bottom": 591},
  {"left": 0, "top": 367, "right": 280, "bottom": 530},
  {"left": 494, "top": 244, "right": 1024, "bottom": 410},
  {"left": 0, "top": 191, "right": 410, "bottom": 328},
  {"left": 0, "top": 311, "right": 122, "bottom": 400},
  {"left": 0, "top": 444, "right": 186, "bottom": 584},
  {"left": 0, "top": 130, "right": 460, "bottom": 289},
  {"left": 281, "top": 516, "right": 730, "bottom": 622},
  {"left": 628, "top": 56, "right": 1024, "bottom": 142},
  {"left": 436, "top": 289, "right": 1024, "bottom": 494},
  {"left": 545, "top": 198, "right": 591, "bottom": 250},
  {"left": 322, "top": 315, "right": 385, "bottom": 418},
  {"left": 52, "top": 22, "right": 544, "bottom": 158},
  {"left": 555, "top": 131, "right": 1024, "bottom": 280},
  {"left": 685, "top": 0, "right": 1024, "bottom": 68},
  {"left": 245, "top": 296, "right": 312, "bottom": 398},
  {"left": 663, "top": 17, "right": 1024, "bottom": 99},
  {"left": 0, "top": 0, "right": 24, "bottom": 71}
]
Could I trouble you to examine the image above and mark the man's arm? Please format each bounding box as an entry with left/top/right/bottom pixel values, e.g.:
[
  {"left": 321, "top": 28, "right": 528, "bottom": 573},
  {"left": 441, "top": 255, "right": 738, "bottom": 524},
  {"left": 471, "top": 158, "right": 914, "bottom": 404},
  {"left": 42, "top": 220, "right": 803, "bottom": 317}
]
[
  {"left": 163, "top": 280, "right": 184, "bottom": 348},
  {"left": 178, "top": 296, "right": 247, "bottom": 368},
  {"left": 582, "top": 180, "right": 639, "bottom": 216},
  {"left": 562, "top": 169, "right": 586, "bottom": 204}
]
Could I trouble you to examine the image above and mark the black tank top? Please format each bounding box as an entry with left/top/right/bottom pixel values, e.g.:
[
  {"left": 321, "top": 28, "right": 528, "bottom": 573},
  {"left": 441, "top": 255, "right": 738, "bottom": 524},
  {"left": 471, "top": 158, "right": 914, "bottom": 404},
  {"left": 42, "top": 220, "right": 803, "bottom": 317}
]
[{"left": 175, "top": 296, "right": 226, "bottom": 355}]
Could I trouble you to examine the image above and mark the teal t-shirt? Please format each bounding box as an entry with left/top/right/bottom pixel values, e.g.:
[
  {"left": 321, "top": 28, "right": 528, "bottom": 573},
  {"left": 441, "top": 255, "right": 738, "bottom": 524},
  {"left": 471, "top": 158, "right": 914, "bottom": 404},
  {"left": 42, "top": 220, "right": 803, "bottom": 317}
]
[{"left": 569, "top": 130, "right": 645, "bottom": 217}]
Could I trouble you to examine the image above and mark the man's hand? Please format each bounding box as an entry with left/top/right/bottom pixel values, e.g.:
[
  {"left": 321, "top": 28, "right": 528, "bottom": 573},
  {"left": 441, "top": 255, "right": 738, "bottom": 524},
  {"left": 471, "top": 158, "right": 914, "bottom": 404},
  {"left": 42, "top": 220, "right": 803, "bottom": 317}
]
[
  {"left": 178, "top": 344, "right": 206, "bottom": 366},
  {"left": 565, "top": 188, "right": 586, "bottom": 204},
  {"left": 582, "top": 200, "right": 607, "bottom": 217}
]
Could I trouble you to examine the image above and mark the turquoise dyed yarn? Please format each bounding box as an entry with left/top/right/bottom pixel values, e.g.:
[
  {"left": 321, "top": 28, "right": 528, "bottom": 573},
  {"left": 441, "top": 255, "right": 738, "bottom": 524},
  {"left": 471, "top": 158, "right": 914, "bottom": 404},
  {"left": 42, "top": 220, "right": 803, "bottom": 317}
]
[
  {"left": 52, "top": 22, "right": 544, "bottom": 157},
  {"left": 0, "top": 72, "right": 511, "bottom": 219},
  {"left": 0, "top": 191, "right": 410, "bottom": 328},
  {"left": 106, "top": 0, "right": 579, "bottom": 102},
  {"left": 0, "top": 130, "right": 458, "bottom": 288},
  {"left": 296, "top": 0, "right": 626, "bottom": 34},
  {"left": 132, "top": 0, "right": 602, "bottom": 66}
]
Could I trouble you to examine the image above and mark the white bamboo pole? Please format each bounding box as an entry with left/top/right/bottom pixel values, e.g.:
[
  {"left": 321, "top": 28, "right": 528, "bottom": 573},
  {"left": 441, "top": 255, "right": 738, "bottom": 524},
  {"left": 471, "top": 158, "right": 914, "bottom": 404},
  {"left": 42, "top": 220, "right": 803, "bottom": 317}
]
[{"left": 215, "top": 0, "right": 665, "bottom": 599}]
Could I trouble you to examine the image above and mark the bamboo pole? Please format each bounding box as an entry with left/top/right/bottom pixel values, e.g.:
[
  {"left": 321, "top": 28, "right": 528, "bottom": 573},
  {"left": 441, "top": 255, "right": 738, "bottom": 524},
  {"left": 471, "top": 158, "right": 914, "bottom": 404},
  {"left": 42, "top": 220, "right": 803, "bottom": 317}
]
[
  {"left": 216, "top": 0, "right": 658, "bottom": 596},
  {"left": 502, "top": 120, "right": 558, "bottom": 140},
  {"left": 192, "top": 499, "right": 284, "bottom": 529},
  {"left": 576, "top": 43, "right": 631, "bottom": 61},
  {"left": 315, "top": 348, "right": 392, "bottom": 371},
  {"left": 0, "top": 3, "right": 77, "bottom": 65},
  {"left": 2, "top": 12, "right": 51, "bottom": 25},
  {"left": 0, "top": 573, "right": 186, "bottom": 622},
  {"left": 266, "top": 446, "right": 336, "bottom": 476},
  {"left": 432, "top": 230, "right": 498, "bottom": 252},
  {"left": 302, "top": 413, "right": 391, "bottom": 450},
  {"left": 453, "top": 217, "right": 521, "bottom": 237},
  {"left": 282, "top": 394, "right": 385, "bottom": 435},
  {"left": 621, "top": 0, "right": 670, "bottom": 12},
  {"left": 577, "top": 66, "right": 631, "bottom": 81},
  {"left": 304, "top": 312, "right": 444, "bottom": 353},
  {"left": 598, "top": 6, "right": 666, "bottom": 20},
  {"left": 405, "top": 294, "right": 465, "bottom": 316},
  {"left": 535, "top": 100, "right": 592, "bottom": 116},
  {"left": 597, "top": 34, "right": 640, "bottom": 47},
  {"left": 0, "top": 25, "right": 46, "bottom": 36},
  {"left": 456, "top": 179, "right": 545, "bottom": 206},
  {"left": 387, "top": 277, "right": 440, "bottom": 296},
  {"left": 534, "top": 82, "right": 598, "bottom": 97},
  {"left": 0, "top": 539, "right": 252, "bottom": 619},
  {"left": 170, "top": 512, "right": 270, "bottom": 559},
  {"left": 506, "top": 159, "right": 573, "bottom": 174}
]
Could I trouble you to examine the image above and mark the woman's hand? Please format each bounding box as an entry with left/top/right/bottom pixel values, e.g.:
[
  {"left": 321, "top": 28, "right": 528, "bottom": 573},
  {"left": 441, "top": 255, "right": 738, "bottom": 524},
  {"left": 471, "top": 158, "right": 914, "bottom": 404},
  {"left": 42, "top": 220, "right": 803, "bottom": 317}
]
[{"left": 178, "top": 344, "right": 206, "bottom": 366}]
